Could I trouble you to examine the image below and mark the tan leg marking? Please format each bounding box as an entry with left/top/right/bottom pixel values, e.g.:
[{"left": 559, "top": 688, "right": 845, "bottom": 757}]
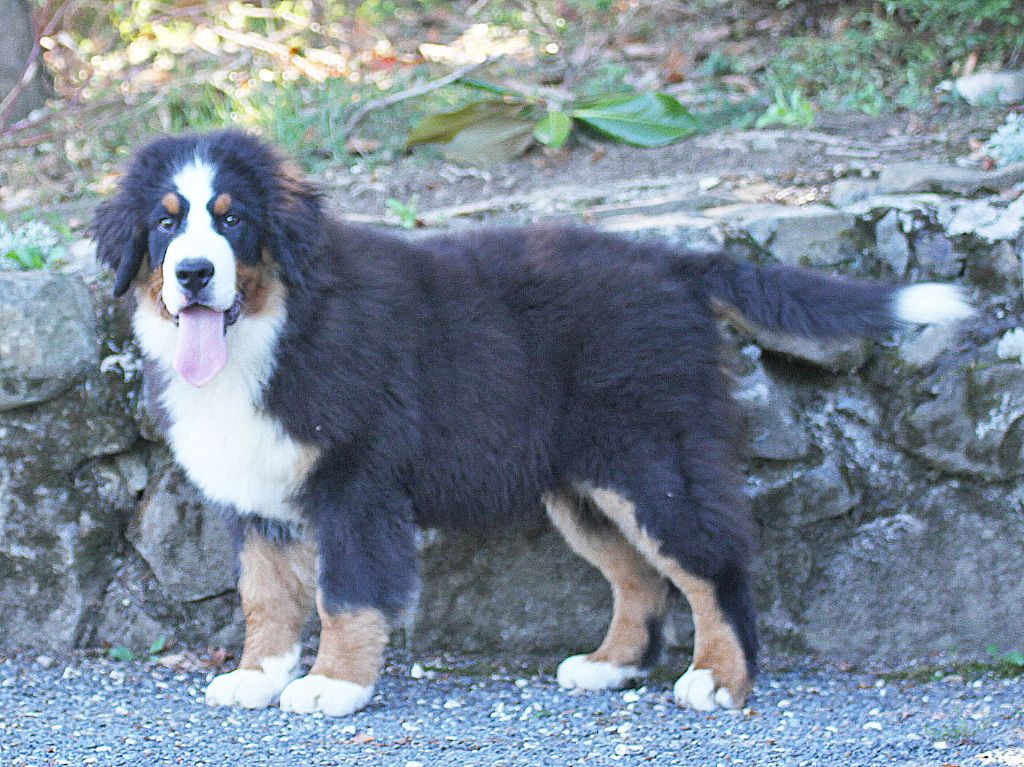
[
  {"left": 237, "top": 536, "right": 317, "bottom": 670},
  {"left": 205, "top": 536, "right": 316, "bottom": 709},
  {"left": 277, "top": 600, "right": 387, "bottom": 715},
  {"left": 310, "top": 598, "right": 389, "bottom": 687},
  {"left": 582, "top": 485, "right": 753, "bottom": 705},
  {"left": 546, "top": 491, "right": 668, "bottom": 668}
]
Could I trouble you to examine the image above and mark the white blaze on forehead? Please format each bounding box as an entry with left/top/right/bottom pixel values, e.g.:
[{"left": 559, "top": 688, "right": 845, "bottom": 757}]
[{"left": 161, "top": 155, "right": 237, "bottom": 315}]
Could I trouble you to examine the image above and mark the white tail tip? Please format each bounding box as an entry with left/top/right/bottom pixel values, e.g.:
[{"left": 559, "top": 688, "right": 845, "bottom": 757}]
[{"left": 895, "top": 284, "right": 975, "bottom": 325}]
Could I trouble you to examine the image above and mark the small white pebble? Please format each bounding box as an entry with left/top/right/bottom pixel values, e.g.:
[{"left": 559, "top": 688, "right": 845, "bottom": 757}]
[
  {"left": 933, "top": 740, "right": 948, "bottom": 750},
  {"left": 621, "top": 691, "right": 640, "bottom": 703},
  {"left": 863, "top": 721, "right": 883, "bottom": 731},
  {"left": 404, "top": 762, "right": 424, "bottom": 767},
  {"left": 777, "top": 699, "right": 792, "bottom": 708},
  {"left": 443, "top": 698, "right": 463, "bottom": 709},
  {"left": 874, "top": 679, "right": 885, "bottom": 688},
  {"left": 410, "top": 663, "right": 424, "bottom": 679},
  {"left": 514, "top": 678, "right": 528, "bottom": 688},
  {"left": 35, "top": 655, "right": 53, "bottom": 668}
]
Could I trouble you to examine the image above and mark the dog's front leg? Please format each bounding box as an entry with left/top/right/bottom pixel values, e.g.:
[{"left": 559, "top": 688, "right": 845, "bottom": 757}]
[
  {"left": 206, "top": 533, "right": 317, "bottom": 709},
  {"left": 279, "top": 468, "right": 420, "bottom": 716}
]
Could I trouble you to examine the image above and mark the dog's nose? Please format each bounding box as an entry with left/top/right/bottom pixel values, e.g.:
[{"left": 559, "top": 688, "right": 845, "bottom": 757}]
[{"left": 176, "top": 258, "right": 215, "bottom": 295}]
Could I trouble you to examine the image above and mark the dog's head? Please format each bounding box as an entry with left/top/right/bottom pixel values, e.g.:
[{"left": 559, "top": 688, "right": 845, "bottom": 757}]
[{"left": 94, "top": 130, "right": 322, "bottom": 385}]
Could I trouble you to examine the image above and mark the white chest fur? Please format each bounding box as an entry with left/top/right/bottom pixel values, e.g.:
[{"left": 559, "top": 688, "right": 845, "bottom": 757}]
[{"left": 134, "top": 301, "right": 314, "bottom": 523}]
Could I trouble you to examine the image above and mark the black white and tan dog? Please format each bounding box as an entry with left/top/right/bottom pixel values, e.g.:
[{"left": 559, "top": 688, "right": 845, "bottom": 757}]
[{"left": 93, "top": 130, "right": 972, "bottom": 717}]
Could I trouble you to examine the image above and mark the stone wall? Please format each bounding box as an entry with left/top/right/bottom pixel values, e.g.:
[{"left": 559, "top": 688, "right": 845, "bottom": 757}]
[{"left": 2, "top": 165, "right": 1023, "bottom": 665}]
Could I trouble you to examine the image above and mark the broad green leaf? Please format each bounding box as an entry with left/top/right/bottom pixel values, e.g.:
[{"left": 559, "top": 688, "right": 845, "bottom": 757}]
[
  {"left": 109, "top": 646, "right": 135, "bottom": 662},
  {"left": 407, "top": 100, "right": 525, "bottom": 147},
  {"left": 442, "top": 117, "right": 535, "bottom": 166},
  {"left": 148, "top": 635, "right": 168, "bottom": 656},
  {"left": 534, "top": 111, "right": 572, "bottom": 148},
  {"left": 571, "top": 92, "right": 699, "bottom": 147}
]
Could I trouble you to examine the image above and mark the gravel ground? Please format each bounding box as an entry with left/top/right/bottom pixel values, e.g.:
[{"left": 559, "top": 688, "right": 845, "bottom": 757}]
[{"left": 0, "top": 653, "right": 1021, "bottom": 767}]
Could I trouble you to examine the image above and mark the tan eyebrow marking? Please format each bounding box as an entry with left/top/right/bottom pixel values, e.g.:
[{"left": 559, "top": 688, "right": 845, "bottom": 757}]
[
  {"left": 161, "top": 192, "right": 180, "bottom": 215},
  {"left": 212, "top": 192, "right": 232, "bottom": 216}
]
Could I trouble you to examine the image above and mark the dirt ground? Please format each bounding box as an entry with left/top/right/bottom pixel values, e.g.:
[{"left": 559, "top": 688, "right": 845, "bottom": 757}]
[{"left": 320, "top": 107, "right": 1006, "bottom": 223}]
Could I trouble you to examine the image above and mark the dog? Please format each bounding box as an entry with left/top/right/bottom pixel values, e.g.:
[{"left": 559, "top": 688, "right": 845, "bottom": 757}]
[{"left": 93, "top": 130, "right": 972, "bottom": 716}]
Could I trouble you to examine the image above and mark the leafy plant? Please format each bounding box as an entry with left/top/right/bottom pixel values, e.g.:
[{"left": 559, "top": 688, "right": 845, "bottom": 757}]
[
  {"left": 386, "top": 196, "right": 421, "bottom": 229},
  {"left": 987, "top": 644, "right": 1024, "bottom": 675},
  {"left": 0, "top": 220, "right": 66, "bottom": 270},
  {"left": 407, "top": 86, "right": 701, "bottom": 166},
  {"left": 108, "top": 635, "right": 169, "bottom": 663},
  {"left": 755, "top": 87, "right": 816, "bottom": 129},
  {"left": 984, "top": 113, "right": 1024, "bottom": 167}
]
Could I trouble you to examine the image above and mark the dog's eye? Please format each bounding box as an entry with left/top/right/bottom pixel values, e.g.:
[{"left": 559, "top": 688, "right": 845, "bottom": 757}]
[
  {"left": 222, "top": 213, "right": 240, "bottom": 228},
  {"left": 157, "top": 216, "right": 174, "bottom": 232}
]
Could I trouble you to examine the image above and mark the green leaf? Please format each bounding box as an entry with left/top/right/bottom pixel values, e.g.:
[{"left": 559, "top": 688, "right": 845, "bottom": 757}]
[
  {"left": 533, "top": 111, "right": 572, "bottom": 148},
  {"left": 457, "top": 78, "right": 524, "bottom": 98},
  {"left": 109, "top": 646, "right": 135, "bottom": 662},
  {"left": 148, "top": 635, "right": 168, "bottom": 656},
  {"left": 407, "top": 100, "right": 525, "bottom": 147},
  {"left": 570, "top": 93, "right": 699, "bottom": 148},
  {"left": 1002, "top": 651, "right": 1024, "bottom": 667},
  {"left": 442, "top": 117, "right": 535, "bottom": 166},
  {"left": 386, "top": 197, "right": 420, "bottom": 229}
]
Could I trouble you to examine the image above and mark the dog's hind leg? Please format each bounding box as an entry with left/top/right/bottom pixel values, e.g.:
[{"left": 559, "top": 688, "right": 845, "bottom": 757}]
[
  {"left": 206, "top": 533, "right": 317, "bottom": 709},
  {"left": 546, "top": 489, "right": 670, "bottom": 691},
  {"left": 577, "top": 450, "right": 758, "bottom": 711}
]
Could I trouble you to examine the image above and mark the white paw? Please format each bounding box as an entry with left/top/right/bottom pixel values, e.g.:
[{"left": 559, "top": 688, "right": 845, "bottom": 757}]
[
  {"left": 556, "top": 654, "right": 644, "bottom": 691},
  {"left": 279, "top": 674, "right": 373, "bottom": 716},
  {"left": 672, "top": 666, "right": 741, "bottom": 712},
  {"left": 206, "top": 669, "right": 290, "bottom": 709},
  {"left": 205, "top": 646, "right": 300, "bottom": 709}
]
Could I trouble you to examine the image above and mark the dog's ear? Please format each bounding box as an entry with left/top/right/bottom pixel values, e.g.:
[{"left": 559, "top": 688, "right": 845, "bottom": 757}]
[
  {"left": 94, "top": 194, "right": 146, "bottom": 297},
  {"left": 268, "top": 162, "right": 323, "bottom": 291}
]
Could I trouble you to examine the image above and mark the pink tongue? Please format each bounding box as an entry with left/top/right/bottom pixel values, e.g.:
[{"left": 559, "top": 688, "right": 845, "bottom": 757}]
[{"left": 173, "top": 306, "right": 228, "bottom": 387}]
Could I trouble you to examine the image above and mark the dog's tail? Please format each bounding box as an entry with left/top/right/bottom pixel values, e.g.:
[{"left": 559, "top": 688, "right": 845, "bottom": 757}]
[{"left": 700, "top": 258, "right": 974, "bottom": 338}]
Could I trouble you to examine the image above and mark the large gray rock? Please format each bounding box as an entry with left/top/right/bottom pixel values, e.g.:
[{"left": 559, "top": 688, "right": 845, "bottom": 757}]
[
  {"left": 0, "top": 272, "right": 140, "bottom": 653},
  {"left": 896, "top": 359, "right": 1024, "bottom": 480},
  {"left": 731, "top": 345, "right": 810, "bottom": 461},
  {"left": 0, "top": 272, "right": 95, "bottom": 411},
  {"left": 706, "top": 203, "right": 857, "bottom": 267},
  {"left": 800, "top": 490, "right": 1024, "bottom": 661},
  {"left": 598, "top": 211, "right": 724, "bottom": 255},
  {"left": 127, "top": 464, "right": 236, "bottom": 603}
]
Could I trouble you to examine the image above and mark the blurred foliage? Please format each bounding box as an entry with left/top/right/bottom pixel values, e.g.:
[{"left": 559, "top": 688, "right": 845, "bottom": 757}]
[
  {"left": 985, "top": 113, "right": 1024, "bottom": 166},
  {"left": 0, "top": 0, "right": 1020, "bottom": 211},
  {"left": 0, "top": 219, "right": 67, "bottom": 270},
  {"left": 765, "top": 0, "right": 1024, "bottom": 114}
]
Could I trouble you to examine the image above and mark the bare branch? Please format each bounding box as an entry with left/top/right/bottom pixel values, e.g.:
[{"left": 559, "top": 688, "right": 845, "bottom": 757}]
[{"left": 342, "top": 58, "right": 494, "bottom": 137}]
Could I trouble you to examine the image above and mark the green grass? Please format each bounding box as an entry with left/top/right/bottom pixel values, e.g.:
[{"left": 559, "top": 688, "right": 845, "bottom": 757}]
[
  {"left": 763, "top": 1, "right": 1024, "bottom": 115},
  {"left": 878, "top": 646, "right": 1024, "bottom": 684}
]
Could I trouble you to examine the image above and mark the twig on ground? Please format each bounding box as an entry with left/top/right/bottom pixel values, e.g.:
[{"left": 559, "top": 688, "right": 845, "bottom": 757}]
[{"left": 342, "top": 58, "right": 494, "bottom": 137}]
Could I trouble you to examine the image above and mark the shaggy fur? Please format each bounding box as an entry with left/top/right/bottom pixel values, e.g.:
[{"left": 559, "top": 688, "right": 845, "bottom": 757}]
[{"left": 94, "top": 130, "right": 971, "bottom": 715}]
